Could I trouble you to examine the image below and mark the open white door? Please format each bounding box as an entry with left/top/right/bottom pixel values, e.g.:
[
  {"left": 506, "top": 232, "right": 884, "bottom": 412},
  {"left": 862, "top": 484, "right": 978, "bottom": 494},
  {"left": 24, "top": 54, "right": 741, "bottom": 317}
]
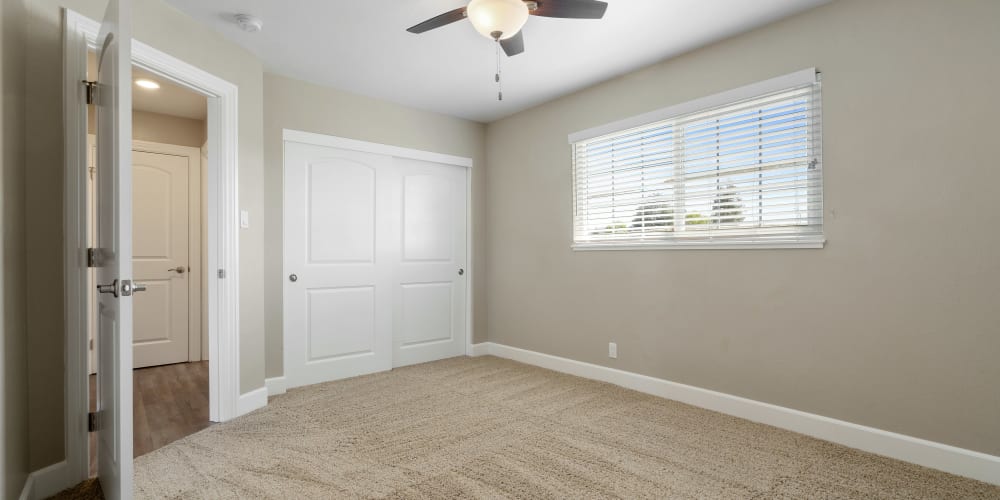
[{"left": 94, "top": 0, "right": 134, "bottom": 498}]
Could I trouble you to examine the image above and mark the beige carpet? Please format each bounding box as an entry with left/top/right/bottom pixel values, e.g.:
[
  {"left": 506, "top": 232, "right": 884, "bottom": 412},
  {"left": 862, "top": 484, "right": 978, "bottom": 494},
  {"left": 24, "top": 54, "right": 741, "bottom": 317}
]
[{"left": 134, "top": 356, "right": 1000, "bottom": 499}]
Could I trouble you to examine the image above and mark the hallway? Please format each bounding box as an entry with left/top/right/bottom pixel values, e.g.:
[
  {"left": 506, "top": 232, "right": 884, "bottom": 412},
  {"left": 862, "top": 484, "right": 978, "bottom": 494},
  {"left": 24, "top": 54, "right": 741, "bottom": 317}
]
[{"left": 89, "top": 361, "right": 211, "bottom": 477}]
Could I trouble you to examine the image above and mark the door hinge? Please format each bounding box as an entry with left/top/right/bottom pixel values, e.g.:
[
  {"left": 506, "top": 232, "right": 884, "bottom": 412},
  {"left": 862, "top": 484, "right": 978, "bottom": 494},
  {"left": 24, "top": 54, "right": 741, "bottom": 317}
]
[
  {"left": 217, "top": 269, "right": 226, "bottom": 279},
  {"left": 88, "top": 411, "right": 100, "bottom": 432},
  {"left": 87, "top": 247, "right": 98, "bottom": 268},
  {"left": 83, "top": 80, "right": 97, "bottom": 105}
]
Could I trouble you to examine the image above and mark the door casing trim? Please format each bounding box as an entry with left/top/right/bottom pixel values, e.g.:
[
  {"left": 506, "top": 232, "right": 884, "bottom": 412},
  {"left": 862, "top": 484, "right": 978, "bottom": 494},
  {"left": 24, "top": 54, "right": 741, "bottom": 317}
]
[{"left": 62, "top": 8, "right": 241, "bottom": 488}]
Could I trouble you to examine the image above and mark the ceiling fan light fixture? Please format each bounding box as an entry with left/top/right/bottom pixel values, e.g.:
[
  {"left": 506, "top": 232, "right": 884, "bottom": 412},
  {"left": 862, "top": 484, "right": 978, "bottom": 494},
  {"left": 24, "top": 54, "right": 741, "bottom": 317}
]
[{"left": 467, "top": 0, "right": 529, "bottom": 40}]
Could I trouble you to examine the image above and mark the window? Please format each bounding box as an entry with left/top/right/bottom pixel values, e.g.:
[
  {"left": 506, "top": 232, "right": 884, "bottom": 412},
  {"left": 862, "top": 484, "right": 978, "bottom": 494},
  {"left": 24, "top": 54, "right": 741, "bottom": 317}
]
[{"left": 570, "top": 69, "right": 823, "bottom": 250}]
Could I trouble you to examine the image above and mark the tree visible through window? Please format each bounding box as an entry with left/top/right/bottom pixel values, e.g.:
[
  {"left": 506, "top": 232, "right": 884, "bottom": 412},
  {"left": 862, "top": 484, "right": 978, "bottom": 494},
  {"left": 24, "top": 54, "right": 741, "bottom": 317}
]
[{"left": 572, "top": 75, "right": 823, "bottom": 248}]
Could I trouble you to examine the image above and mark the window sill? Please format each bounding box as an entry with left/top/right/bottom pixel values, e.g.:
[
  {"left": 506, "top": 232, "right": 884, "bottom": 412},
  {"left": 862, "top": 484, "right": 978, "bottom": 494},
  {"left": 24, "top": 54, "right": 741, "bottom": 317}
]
[{"left": 572, "top": 237, "right": 826, "bottom": 251}]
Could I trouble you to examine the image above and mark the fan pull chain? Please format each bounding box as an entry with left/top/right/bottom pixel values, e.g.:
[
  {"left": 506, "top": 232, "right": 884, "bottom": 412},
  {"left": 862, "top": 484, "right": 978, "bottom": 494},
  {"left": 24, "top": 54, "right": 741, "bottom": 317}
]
[{"left": 495, "top": 40, "right": 503, "bottom": 101}]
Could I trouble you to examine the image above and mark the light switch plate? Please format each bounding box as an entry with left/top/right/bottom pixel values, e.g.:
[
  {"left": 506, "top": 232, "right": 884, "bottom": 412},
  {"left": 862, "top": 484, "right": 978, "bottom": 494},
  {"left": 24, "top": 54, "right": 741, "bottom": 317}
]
[{"left": 240, "top": 209, "right": 249, "bottom": 229}]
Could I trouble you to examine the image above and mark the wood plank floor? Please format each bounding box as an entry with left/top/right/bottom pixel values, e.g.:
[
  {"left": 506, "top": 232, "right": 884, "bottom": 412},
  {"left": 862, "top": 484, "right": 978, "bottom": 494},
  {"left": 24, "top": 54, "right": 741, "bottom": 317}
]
[
  {"left": 89, "top": 361, "right": 211, "bottom": 476},
  {"left": 133, "top": 361, "right": 212, "bottom": 457}
]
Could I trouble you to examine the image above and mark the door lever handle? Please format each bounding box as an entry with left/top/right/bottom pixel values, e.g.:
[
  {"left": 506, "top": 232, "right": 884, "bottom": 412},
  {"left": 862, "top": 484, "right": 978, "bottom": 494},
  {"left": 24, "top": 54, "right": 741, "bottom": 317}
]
[
  {"left": 98, "top": 279, "right": 146, "bottom": 297},
  {"left": 97, "top": 279, "right": 119, "bottom": 298},
  {"left": 119, "top": 279, "right": 145, "bottom": 297},
  {"left": 167, "top": 266, "right": 186, "bottom": 274}
]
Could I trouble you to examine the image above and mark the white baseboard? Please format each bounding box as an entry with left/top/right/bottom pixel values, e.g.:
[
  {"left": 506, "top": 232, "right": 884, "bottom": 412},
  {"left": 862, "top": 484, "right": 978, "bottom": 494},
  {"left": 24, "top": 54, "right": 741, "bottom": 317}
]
[
  {"left": 468, "top": 342, "right": 491, "bottom": 357},
  {"left": 23, "top": 385, "right": 270, "bottom": 499},
  {"left": 265, "top": 376, "right": 287, "bottom": 396},
  {"left": 236, "top": 386, "right": 268, "bottom": 417},
  {"left": 21, "top": 460, "right": 72, "bottom": 500},
  {"left": 474, "top": 342, "right": 1000, "bottom": 486}
]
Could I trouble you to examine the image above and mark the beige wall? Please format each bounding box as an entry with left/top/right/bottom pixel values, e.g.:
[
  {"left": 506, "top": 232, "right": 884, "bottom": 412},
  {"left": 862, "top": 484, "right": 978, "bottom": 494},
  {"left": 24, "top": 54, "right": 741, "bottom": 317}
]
[
  {"left": 15, "top": 0, "right": 998, "bottom": 480},
  {"left": 23, "top": 0, "right": 265, "bottom": 469},
  {"left": 132, "top": 110, "right": 205, "bottom": 148},
  {"left": 262, "top": 73, "right": 488, "bottom": 379},
  {"left": 485, "top": 0, "right": 1000, "bottom": 455},
  {"left": 88, "top": 109, "right": 207, "bottom": 148},
  {"left": 1, "top": 0, "right": 29, "bottom": 495}
]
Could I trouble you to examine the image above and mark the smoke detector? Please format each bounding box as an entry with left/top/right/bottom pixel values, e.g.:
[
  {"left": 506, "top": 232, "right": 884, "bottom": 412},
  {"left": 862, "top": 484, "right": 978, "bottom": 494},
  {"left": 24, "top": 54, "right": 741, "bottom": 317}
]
[{"left": 234, "top": 14, "right": 263, "bottom": 33}]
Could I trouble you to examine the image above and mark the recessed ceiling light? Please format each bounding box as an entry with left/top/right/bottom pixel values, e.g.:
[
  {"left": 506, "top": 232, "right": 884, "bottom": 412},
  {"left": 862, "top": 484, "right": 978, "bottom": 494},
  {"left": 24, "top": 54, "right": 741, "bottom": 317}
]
[{"left": 135, "top": 79, "right": 160, "bottom": 89}]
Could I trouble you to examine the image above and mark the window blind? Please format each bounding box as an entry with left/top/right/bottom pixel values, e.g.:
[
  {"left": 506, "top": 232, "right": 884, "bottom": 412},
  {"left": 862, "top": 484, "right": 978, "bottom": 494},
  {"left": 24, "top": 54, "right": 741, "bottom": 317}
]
[{"left": 571, "top": 75, "right": 823, "bottom": 249}]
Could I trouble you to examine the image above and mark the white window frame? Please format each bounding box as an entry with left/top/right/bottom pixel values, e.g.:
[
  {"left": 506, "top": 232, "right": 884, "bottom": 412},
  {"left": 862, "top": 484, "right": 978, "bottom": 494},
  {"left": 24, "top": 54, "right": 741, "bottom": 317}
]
[{"left": 569, "top": 68, "right": 824, "bottom": 251}]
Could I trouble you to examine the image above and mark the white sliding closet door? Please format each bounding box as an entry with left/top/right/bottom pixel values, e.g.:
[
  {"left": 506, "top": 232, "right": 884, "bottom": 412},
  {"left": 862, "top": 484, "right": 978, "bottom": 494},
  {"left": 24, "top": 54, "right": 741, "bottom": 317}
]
[
  {"left": 284, "top": 138, "right": 468, "bottom": 389},
  {"left": 393, "top": 157, "right": 467, "bottom": 368},
  {"left": 284, "top": 144, "right": 395, "bottom": 388}
]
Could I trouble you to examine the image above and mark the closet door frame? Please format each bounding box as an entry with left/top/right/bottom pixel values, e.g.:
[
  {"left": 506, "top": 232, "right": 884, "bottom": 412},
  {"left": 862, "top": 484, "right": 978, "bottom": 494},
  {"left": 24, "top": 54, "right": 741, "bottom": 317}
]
[{"left": 281, "top": 129, "right": 475, "bottom": 371}]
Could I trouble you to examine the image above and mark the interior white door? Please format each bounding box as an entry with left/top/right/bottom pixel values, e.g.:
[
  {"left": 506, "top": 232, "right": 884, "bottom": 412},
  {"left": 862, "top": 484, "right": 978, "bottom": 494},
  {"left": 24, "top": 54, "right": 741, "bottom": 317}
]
[
  {"left": 95, "top": 0, "right": 133, "bottom": 498},
  {"left": 284, "top": 143, "right": 395, "bottom": 388},
  {"left": 284, "top": 139, "right": 468, "bottom": 389},
  {"left": 132, "top": 149, "right": 190, "bottom": 368},
  {"left": 88, "top": 135, "right": 98, "bottom": 375},
  {"left": 393, "top": 158, "right": 467, "bottom": 367}
]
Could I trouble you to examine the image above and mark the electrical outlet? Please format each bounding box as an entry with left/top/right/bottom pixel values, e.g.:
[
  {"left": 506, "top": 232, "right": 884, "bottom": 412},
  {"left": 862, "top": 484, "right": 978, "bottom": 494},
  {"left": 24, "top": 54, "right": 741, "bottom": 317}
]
[{"left": 608, "top": 342, "right": 618, "bottom": 359}]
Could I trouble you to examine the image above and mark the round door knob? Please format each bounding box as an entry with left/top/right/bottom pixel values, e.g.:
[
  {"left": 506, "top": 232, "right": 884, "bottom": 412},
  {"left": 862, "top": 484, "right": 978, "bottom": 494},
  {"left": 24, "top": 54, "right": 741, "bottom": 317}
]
[
  {"left": 458, "top": 268, "right": 465, "bottom": 276},
  {"left": 289, "top": 274, "right": 298, "bottom": 282}
]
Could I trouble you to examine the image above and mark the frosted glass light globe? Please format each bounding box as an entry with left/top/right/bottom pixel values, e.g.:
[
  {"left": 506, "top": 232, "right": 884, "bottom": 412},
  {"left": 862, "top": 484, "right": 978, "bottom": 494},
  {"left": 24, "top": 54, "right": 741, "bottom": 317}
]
[{"left": 467, "top": 0, "right": 529, "bottom": 40}]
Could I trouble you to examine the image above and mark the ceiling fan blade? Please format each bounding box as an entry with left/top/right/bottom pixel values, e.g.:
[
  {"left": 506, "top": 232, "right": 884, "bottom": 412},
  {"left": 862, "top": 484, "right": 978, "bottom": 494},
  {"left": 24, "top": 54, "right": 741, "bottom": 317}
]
[
  {"left": 406, "top": 7, "right": 467, "bottom": 34},
  {"left": 500, "top": 31, "right": 525, "bottom": 57},
  {"left": 530, "top": 0, "right": 608, "bottom": 19}
]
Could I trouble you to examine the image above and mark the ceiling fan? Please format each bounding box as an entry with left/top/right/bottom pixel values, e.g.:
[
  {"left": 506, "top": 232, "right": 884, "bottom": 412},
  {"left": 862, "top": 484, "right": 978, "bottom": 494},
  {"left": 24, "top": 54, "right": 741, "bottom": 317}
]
[{"left": 407, "top": 0, "right": 609, "bottom": 57}]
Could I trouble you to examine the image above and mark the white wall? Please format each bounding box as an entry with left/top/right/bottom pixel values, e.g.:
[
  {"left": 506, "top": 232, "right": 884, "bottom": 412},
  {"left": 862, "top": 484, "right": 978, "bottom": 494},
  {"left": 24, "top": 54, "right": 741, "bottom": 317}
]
[{"left": 485, "top": 0, "right": 1000, "bottom": 455}]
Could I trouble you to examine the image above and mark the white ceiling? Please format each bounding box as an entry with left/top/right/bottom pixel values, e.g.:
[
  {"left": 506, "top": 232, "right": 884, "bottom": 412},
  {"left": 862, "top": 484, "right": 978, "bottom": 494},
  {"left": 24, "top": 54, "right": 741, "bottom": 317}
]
[
  {"left": 88, "top": 52, "right": 207, "bottom": 120},
  {"left": 132, "top": 66, "right": 208, "bottom": 120},
  {"left": 163, "top": 0, "right": 830, "bottom": 123}
]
